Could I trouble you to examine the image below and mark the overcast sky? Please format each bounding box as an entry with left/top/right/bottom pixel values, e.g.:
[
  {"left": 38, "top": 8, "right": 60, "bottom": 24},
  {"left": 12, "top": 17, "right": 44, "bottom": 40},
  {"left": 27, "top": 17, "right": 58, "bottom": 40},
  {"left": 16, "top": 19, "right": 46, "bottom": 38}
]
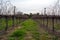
[{"left": 11, "top": 0, "right": 57, "bottom": 13}]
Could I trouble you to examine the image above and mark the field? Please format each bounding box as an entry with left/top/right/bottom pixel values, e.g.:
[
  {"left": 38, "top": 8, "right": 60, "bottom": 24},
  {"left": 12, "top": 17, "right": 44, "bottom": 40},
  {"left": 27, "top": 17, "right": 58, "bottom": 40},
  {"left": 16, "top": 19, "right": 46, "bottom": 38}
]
[
  {"left": 7, "top": 19, "right": 58, "bottom": 40},
  {"left": 0, "top": 17, "right": 60, "bottom": 40},
  {"left": 0, "top": 17, "right": 25, "bottom": 31},
  {"left": 0, "top": 0, "right": 60, "bottom": 40}
]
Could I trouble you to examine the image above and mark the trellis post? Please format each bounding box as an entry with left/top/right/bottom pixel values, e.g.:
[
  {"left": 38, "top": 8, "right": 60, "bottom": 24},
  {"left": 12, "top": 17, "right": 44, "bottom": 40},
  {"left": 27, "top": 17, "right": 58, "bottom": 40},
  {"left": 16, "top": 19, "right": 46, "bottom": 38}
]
[
  {"left": 5, "top": 15, "right": 8, "bottom": 31},
  {"left": 52, "top": 16, "right": 54, "bottom": 33},
  {"left": 12, "top": 6, "right": 16, "bottom": 26}
]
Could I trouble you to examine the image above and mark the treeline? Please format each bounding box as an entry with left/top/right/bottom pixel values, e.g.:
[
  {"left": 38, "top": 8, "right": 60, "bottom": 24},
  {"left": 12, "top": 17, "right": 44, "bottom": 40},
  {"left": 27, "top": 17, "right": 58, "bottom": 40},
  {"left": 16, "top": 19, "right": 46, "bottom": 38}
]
[{"left": 0, "top": 12, "right": 60, "bottom": 19}]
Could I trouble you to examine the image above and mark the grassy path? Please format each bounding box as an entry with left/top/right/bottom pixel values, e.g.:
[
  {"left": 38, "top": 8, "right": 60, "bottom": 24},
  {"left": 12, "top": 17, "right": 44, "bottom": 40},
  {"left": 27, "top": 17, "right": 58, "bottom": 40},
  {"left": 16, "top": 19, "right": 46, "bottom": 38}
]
[
  {"left": 20, "top": 19, "right": 40, "bottom": 40},
  {"left": 7, "top": 19, "right": 40, "bottom": 40},
  {"left": 7, "top": 19, "right": 58, "bottom": 40}
]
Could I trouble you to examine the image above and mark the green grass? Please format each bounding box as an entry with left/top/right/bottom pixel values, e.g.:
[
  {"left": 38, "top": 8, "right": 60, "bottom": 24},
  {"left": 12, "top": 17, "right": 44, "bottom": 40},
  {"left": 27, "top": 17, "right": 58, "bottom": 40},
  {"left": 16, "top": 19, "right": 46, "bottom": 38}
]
[
  {"left": 0, "top": 18, "right": 6, "bottom": 30},
  {"left": 0, "top": 18, "right": 21, "bottom": 30},
  {"left": 0, "top": 18, "right": 58, "bottom": 40},
  {"left": 21, "top": 19, "right": 39, "bottom": 31},
  {"left": 8, "top": 19, "right": 40, "bottom": 40},
  {"left": 0, "top": 18, "right": 13, "bottom": 30},
  {"left": 21, "top": 19, "right": 40, "bottom": 40},
  {"left": 8, "top": 19, "right": 58, "bottom": 40},
  {"left": 11, "top": 29, "right": 26, "bottom": 37}
]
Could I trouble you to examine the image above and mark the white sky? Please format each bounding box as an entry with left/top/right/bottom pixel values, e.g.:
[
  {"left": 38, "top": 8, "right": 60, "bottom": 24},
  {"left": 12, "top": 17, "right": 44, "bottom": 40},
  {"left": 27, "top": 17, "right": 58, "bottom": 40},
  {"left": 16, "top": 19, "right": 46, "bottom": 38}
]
[{"left": 11, "top": 0, "right": 57, "bottom": 13}]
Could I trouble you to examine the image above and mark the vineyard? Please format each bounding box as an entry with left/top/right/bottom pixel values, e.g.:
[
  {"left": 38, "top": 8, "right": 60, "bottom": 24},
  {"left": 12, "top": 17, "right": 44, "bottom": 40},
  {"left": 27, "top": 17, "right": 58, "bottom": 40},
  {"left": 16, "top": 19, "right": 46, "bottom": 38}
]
[
  {"left": 0, "top": 15, "right": 60, "bottom": 40},
  {"left": 0, "top": 0, "right": 60, "bottom": 40}
]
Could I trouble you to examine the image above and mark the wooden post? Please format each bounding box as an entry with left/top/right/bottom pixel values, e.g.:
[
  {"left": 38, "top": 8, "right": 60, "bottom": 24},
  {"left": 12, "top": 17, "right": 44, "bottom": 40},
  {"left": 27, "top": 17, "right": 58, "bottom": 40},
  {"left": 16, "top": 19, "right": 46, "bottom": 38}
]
[
  {"left": 44, "top": 8, "right": 46, "bottom": 15},
  {"left": 43, "top": 17, "right": 44, "bottom": 24},
  {"left": 18, "top": 17, "right": 20, "bottom": 23},
  {"left": 56, "top": 17, "right": 57, "bottom": 23},
  {"left": 19, "top": 17, "right": 20, "bottom": 23},
  {"left": 43, "top": 8, "right": 46, "bottom": 25},
  {"left": 12, "top": 6, "right": 16, "bottom": 26},
  {"left": 0, "top": 15, "right": 2, "bottom": 27},
  {"left": 29, "top": 13, "right": 32, "bottom": 18},
  {"left": 5, "top": 16, "right": 8, "bottom": 31},
  {"left": 52, "top": 16, "right": 54, "bottom": 33},
  {"left": 17, "top": 17, "right": 18, "bottom": 24},
  {"left": 12, "top": 16, "right": 14, "bottom": 26},
  {"left": 47, "top": 16, "right": 48, "bottom": 29}
]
